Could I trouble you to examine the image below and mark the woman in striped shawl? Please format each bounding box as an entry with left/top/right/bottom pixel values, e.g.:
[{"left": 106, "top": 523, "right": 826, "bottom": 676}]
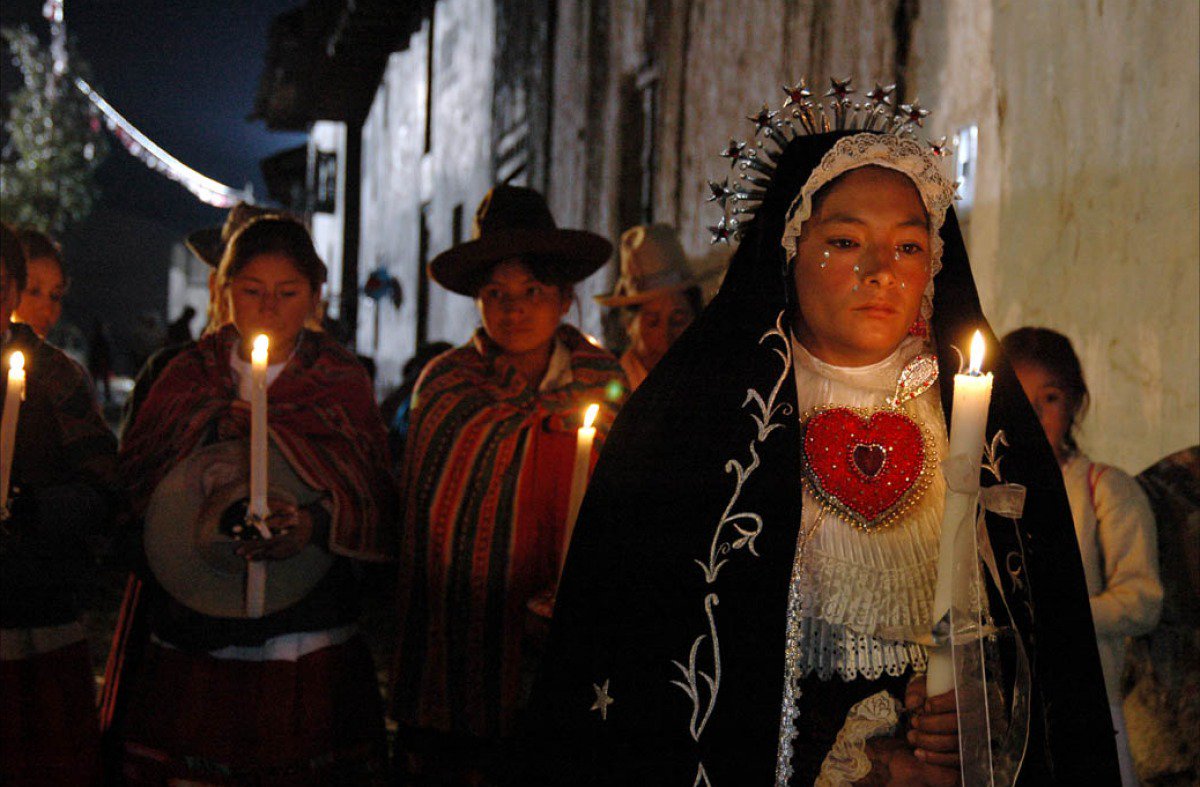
[
  {"left": 390, "top": 186, "right": 627, "bottom": 783},
  {"left": 104, "top": 217, "right": 396, "bottom": 785}
]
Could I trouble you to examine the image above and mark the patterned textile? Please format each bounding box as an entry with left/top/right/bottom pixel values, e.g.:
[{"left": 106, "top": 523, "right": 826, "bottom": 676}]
[
  {"left": 0, "top": 639, "right": 101, "bottom": 786},
  {"left": 0, "top": 321, "right": 116, "bottom": 503},
  {"left": 120, "top": 324, "right": 396, "bottom": 561},
  {"left": 117, "top": 635, "right": 385, "bottom": 786},
  {"left": 523, "top": 131, "right": 1118, "bottom": 785},
  {"left": 391, "top": 324, "right": 625, "bottom": 738},
  {"left": 0, "top": 321, "right": 117, "bottom": 629},
  {"left": 1126, "top": 447, "right": 1200, "bottom": 784}
]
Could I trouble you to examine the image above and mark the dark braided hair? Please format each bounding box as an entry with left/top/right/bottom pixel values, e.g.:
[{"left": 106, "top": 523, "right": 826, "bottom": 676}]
[{"left": 1001, "top": 326, "right": 1090, "bottom": 454}]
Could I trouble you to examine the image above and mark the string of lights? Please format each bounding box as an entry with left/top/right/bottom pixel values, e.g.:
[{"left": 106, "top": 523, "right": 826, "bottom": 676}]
[
  {"left": 72, "top": 77, "right": 250, "bottom": 208},
  {"left": 42, "top": 0, "right": 251, "bottom": 208}
]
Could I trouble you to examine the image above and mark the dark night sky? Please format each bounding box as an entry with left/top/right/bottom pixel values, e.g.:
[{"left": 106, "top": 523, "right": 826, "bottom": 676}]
[
  {"left": 1, "top": 0, "right": 308, "bottom": 368},
  {"left": 1, "top": 0, "right": 307, "bottom": 233}
]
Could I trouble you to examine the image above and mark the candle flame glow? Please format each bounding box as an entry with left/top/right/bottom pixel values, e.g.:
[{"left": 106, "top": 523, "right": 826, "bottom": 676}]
[
  {"left": 968, "top": 331, "right": 985, "bottom": 375},
  {"left": 583, "top": 403, "right": 600, "bottom": 430},
  {"left": 251, "top": 334, "right": 269, "bottom": 362},
  {"left": 9, "top": 351, "right": 23, "bottom": 373}
]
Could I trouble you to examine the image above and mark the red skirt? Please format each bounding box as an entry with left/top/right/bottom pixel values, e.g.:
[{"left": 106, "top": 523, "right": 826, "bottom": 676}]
[
  {"left": 116, "top": 634, "right": 386, "bottom": 786},
  {"left": 0, "top": 639, "right": 101, "bottom": 786}
]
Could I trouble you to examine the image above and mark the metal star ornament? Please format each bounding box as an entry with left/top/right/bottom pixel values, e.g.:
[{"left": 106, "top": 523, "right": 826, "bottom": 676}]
[
  {"left": 825, "top": 77, "right": 855, "bottom": 100},
  {"left": 781, "top": 80, "right": 811, "bottom": 108},
  {"left": 590, "top": 679, "right": 615, "bottom": 721},
  {"left": 900, "top": 100, "right": 930, "bottom": 127},
  {"left": 706, "top": 178, "right": 733, "bottom": 206},
  {"left": 746, "top": 105, "right": 778, "bottom": 137},
  {"left": 865, "top": 83, "right": 896, "bottom": 106},
  {"left": 708, "top": 216, "right": 735, "bottom": 245},
  {"left": 719, "top": 139, "right": 747, "bottom": 168},
  {"left": 928, "top": 135, "right": 951, "bottom": 157}
]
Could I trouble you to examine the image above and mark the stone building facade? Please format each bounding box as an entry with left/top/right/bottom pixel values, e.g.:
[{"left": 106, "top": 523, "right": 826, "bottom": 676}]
[{"left": 260, "top": 0, "right": 1198, "bottom": 473}]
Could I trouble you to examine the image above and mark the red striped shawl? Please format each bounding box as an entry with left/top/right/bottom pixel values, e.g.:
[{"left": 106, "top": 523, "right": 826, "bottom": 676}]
[
  {"left": 119, "top": 325, "right": 396, "bottom": 562},
  {"left": 391, "top": 324, "right": 626, "bottom": 738}
]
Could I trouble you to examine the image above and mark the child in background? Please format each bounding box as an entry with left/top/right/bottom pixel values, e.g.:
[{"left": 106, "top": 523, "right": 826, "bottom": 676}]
[{"left": 1005, "top": 326, "right": 1163, "bottom": 787}]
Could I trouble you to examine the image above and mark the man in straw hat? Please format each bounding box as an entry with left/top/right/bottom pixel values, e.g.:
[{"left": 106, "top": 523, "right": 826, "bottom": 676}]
[
  {"left": 596, "top": 224, "right": 706, "bottom": 390},
  {"left": 390, "top": 185, "right": 626, "bottom": 783}
]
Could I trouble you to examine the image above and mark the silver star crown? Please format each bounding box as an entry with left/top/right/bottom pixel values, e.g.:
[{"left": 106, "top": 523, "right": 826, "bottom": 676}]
[{"left": 708, "top": 76, "right": 949, "bottom": 243}]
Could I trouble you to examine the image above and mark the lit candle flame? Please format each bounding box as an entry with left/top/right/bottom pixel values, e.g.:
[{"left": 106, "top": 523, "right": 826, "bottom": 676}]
[
  {"left": 9, "top": 351, "right": 24, "bottom": 373},
  {"left": 968, "top": 331, "right": 985, "bottom": 375},
  {"left": 251, "top": 334, "right": 270, "bottom": 363},
  {"left": 583, "top": 403, "right": 600, "bottom": 430}
]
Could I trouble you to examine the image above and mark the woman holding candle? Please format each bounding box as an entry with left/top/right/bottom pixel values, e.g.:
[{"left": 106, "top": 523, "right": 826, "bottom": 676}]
[
  {"left": 1004, "top": 326, "right": 1162, "bottom": 786},
  {"left": 525, "top": 82, "right": 1119, "bottom": 785},
  {"left": 1, "top": 223, "right": 119, "bottom": 786},
  {"left": 105, "top": 216, "right": 396, "bottom": 785},
  {"left": 389, "top": 185, "right": 625, "bottom": 783}
]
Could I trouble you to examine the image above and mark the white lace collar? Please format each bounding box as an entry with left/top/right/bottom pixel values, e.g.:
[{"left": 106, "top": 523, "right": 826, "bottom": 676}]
[{"left": 786, "top": 332, "right": 948, "bottom": 683}]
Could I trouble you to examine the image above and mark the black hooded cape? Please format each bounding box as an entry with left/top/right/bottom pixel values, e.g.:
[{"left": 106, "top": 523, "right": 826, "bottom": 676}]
[{"left": 520, "top": 131, "right": 1118, "bottom": 785}]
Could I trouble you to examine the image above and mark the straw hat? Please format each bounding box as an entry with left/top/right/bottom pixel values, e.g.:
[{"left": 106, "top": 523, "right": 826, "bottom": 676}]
[
  {"left": 428, "top": 185, "right": 612, "bottom": 296},
  {"left": 595, "top": 224, "right": 703, "bottom": 308},
  {"left": 185, "top": 202, "right": 279, "bottom": 268},
  {"left": 143, "top": 440, "right": 332, "bottom": 618}
]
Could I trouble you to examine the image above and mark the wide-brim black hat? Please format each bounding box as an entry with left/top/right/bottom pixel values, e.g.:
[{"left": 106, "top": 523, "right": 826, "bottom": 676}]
[
  {"left": 184, "top": 202, "right": 279, "bottom": 268},
  {"left": 428, "top": 185, "right": 613, "bottom": 296}
]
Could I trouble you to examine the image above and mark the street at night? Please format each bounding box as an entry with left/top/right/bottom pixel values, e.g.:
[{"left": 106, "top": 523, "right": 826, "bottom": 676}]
[{"left": 1, "top": 1, "right": 1197, "bottom": 784}]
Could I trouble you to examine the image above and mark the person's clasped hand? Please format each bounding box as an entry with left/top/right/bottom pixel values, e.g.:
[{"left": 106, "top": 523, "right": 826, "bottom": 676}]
[
  {"left": 860, "top": 674, "right": 960, "bottom": 786},
  {"left": 236, "top": 500, "right": 313, "bottom": 562}
]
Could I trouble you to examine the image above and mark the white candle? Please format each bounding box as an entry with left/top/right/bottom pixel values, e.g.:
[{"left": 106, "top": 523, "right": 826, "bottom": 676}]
[
  {"left": 927, "top": 331, "right": 993, "bottom": 695},
  {"left": 1, "top": 351, "right": 26, "bottom": 517},
  {"left": 246, "top": 333, "right": 270, "bottom": 617},
  {"left": 561, "top": 403, "right": 599, "bottom": 576}
]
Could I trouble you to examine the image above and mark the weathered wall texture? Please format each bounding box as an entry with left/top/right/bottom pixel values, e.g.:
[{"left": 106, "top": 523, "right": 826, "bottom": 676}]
[
  {"left": 913, "top": 0, "right": 1199, "bottom": 473},
  {"left": 354, "top": 0, "right": 495, "bottom": 388},
  {"left": 309, "top": 120, "right": 347, "bottom": 319},
  {"left": 348, "top": 0, "right": 1198, "bottom": 470}
]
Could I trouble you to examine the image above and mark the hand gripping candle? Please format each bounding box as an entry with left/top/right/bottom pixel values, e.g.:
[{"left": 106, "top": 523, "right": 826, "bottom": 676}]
[
  {"left": 246, "top": 333, "right": 271, "bottom": 617},
  {"left": 560, "top": 403, "right": 599, "bottom": 577},
  {"left": 1, "top": 351, "right": 26, "bottom": 518},
  {"left": 927, "top": 331, "right": 993, "bottom": 696}
]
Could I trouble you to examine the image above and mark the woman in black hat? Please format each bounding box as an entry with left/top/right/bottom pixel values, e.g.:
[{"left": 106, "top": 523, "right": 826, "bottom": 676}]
[
  {"left": 390, "top": 185, "right": 626, "bottom": 782},
  {"left": 522, "top": 84, "right": 1119, "bottom": 785}
]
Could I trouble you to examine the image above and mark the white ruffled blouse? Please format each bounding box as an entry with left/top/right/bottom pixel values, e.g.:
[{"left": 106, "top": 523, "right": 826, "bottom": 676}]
[{"left": 789, "top": 335, "right": 949, "bottom": 681}]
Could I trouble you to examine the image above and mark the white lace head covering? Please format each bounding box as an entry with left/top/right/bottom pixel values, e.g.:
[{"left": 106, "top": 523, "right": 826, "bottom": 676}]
[{"left": 779, "top": 133, "right": 957, "bottom": 320}]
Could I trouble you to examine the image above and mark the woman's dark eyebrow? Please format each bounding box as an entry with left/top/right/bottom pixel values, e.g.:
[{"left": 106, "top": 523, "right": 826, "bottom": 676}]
[{"left": 819, "top": 212, "right": 928, "bottom": 228}]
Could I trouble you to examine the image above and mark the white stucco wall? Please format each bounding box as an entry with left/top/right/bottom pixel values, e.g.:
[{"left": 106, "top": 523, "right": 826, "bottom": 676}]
[
  {"left": 308, "top": 120, "right": 347, "bottom": 321},
  {"left": 423, "top": 0, "right": 496, "bottom": 352},
  {"left": 345, "top": 0, "right": 1199, "bottom": 466},
  {"left": 916, "top": 0, "right": 1199, "bottom": 474}
]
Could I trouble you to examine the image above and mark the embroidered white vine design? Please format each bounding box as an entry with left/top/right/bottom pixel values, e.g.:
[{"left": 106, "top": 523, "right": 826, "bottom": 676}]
[
  {"left": 670, "top": 593, "right": 721, "bottom": 740},
  {"left": 671, "top": 312, "right": 793, "bottom": 782},
  {"left": 697, "top": 314, "right": 795, "bottom": 583}
]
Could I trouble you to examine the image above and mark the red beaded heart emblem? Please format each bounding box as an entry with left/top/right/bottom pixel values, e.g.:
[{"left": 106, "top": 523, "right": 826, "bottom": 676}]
[{"left": 801, "top": 407, "right": 934, "bottom": 531}]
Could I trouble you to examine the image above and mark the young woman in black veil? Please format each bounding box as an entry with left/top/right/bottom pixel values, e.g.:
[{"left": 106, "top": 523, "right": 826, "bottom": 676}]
[{"left": 522, "top": 81, "right": 1119, "bottom": 785}]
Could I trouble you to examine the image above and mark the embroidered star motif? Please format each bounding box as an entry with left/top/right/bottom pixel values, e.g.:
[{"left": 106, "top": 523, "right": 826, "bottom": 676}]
[{"left": 590, "top": 679, "right": 615, "bottom": 720}]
